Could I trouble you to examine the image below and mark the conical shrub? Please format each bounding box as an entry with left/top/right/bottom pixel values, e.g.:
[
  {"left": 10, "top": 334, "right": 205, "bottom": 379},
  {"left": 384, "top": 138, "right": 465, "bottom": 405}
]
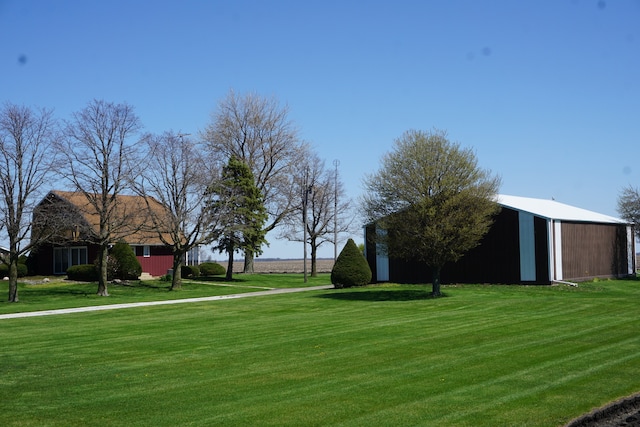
[{"left": 331, "top": 238, "right": 372, "bottom": 288}]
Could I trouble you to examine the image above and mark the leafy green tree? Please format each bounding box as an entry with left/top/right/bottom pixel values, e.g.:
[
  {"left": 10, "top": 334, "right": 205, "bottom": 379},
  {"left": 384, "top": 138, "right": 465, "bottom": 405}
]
[
  {"left": 209, "top": 156, "right": 268, "bottom": 280},
  {"left": 331, "top": 238, "right": 372, "bottom": 288},
  {"left": 362, "top": 129, "right": 501, "bottom": 297}
]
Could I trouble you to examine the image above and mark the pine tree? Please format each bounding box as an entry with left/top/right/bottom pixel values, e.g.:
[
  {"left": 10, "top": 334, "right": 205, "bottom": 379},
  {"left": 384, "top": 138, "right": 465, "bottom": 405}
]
[{"left": 209, "top": 156, "right": 268, "bottom": 280}]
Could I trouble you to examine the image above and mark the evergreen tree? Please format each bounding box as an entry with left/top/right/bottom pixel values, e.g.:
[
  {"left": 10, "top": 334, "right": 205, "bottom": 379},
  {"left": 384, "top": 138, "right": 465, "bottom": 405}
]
[
  {"left": 331, "top": 238, "right": 372, "bottom": 288},
  {"left": 209, "top": 156, "right": 268, "bottom": 280}
]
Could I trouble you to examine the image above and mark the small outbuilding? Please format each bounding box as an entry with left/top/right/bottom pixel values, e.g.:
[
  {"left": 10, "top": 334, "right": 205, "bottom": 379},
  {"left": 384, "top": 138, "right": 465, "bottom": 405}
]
[{"left": 366, "top": 195, "right": 636, "bottom": 284}]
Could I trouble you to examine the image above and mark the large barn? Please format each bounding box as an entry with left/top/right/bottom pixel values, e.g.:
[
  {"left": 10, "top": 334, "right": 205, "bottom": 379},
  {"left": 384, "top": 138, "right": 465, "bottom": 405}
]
[{"left": 365, "top": 195, "right": 636, "bottom": 285}]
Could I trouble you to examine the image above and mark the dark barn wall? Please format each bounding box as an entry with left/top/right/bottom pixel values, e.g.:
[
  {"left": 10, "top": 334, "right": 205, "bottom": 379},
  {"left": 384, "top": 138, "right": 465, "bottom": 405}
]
[
  {"left": 533, "top": 216, "right": 550, "bottom": 284},
  {"left": 561, "top": 222, "right": 629, "bottom": 280},
  {"left": 383, "top": 208, "right": 527, "bottom": 284},
  {"left": 365, "top": 224, "right": 379, "bottom": 283}
]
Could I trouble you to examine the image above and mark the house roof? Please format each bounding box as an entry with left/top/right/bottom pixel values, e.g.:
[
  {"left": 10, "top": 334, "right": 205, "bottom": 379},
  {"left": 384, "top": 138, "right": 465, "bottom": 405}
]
[
  {"left": 497, "top": 194, "right": 627, "bottom": 224},
  {"left": 49, "top": 190, "right": 174, "bottom": 245}
]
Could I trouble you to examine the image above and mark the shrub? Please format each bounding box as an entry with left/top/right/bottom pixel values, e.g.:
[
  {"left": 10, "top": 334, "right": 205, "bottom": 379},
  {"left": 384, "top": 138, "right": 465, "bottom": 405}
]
[
  {"left": 0, "top": 263, "right": 29, "bottom": 278},
  {"left": 109, "top": 241, "right": 142, "bottom": 280},
  {"left": 199, "top": 262, "right": 226, "bottom": 276},
  {"left": 181, "top": 265, "right": 200, "bottom": 278},
  {"left": 331, "top": 238, "right": 372, "bottom": 288},
  {"left": 67, "top": 264, "right": 99, "bottom": 282}
]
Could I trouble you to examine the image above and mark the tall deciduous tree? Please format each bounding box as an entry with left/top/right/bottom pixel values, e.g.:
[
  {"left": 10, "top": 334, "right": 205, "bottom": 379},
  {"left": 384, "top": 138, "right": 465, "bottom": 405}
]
[
  {"left": 280, "top": 152, "right": 354, "bottom": 276},
  {"left": 202, "top": 90, "right": 304, "bottom": 273},
  {"left": 60, "top": 99, "right": 143, "bottom": 296},
  {"left": 362, "top": 129, "right": 501, "bottom": 296},
  {"left": 0, "top": 103, "right": 59, "bottom": 302},
  {"left": 135, "top": 131, "right": 221, "bottom": 290},
  {"left": 209, "top": 156, "right": 267, "bottom": 280}
]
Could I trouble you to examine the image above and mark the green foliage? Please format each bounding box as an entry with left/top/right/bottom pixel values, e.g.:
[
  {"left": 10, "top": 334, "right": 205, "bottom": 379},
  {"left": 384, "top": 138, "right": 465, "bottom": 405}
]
[
  {"left": 67, "top": 264, "right": 99, "bottom": 282},
  {"left": 199, "top": 262, "right": 226, "bottom": 276},
  {"left": 181, "top": 265, "right": 200, "bottom": 279},
  {"left": 0, "top": 263, "right": 29, "bottom": 278},
  {"left": 208, "top": 156, "right": 268, "bottom": 277},
  {"left": 331, "top": 238, "right": 372, "bottom": 288},
  {"left": 363, "top": 129, "right": 501, "bottom": 296},
  {"left": 108, "top": 241, "right": 142, "bottom": 280}
]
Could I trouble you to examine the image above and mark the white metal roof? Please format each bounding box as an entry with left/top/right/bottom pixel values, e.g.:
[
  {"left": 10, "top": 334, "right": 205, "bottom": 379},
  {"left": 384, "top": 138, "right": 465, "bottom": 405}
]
[{"left": 497, "top": 194, "right": 627, "bottom": 224}]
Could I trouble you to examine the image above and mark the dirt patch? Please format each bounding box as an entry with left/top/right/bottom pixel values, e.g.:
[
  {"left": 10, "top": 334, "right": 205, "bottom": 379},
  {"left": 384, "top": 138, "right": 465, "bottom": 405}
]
[
  {"left": 216, "top": 259, "right": 334, "bottom": 274},
  {"left": 564, "top": 393, "right": 640, "bottom": 427}
]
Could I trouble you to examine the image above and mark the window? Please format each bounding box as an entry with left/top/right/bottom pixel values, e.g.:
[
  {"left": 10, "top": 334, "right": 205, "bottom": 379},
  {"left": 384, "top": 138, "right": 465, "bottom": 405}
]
[
  {"left": 143, "top": 245, "right": 150, "bottom": 257},
  {"left": 53, "top": 247, "right": 88, "bottom": 274}
]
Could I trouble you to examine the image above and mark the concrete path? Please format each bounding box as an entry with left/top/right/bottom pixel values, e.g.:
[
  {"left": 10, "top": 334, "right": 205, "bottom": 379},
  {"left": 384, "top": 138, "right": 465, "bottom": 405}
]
[{"left": 0, "top": 285, "right": 334, "bottom": 320}]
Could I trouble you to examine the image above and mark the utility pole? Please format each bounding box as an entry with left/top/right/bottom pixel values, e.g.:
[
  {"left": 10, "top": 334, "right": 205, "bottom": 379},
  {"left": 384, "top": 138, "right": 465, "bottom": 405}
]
[
  {"left": 333, "top": 159, "right": 340, "bottom": 262},
  {"left": 302, "top": 168, "right": 313, "bottom": 283}
]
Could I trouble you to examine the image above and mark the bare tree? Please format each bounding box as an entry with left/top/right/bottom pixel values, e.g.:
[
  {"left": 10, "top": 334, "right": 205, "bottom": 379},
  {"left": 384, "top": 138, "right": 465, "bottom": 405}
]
[
  {"left": 0, "top": 103, "right": 59, "bottom": 302},
  {"left": 59, "top": 99, "right": 143, "bottom": 296},
  {"left": 202, "top": 90, "right": 305, "bottom": 273},
  {"left": 134, "top": 131, "right": 222, "bottom": 290},
  {"left": 280, "top": 151, "right": 354, "bottom": 276},
  {"left": 618, "top": 186, "right": 640, "bottom": 240}
]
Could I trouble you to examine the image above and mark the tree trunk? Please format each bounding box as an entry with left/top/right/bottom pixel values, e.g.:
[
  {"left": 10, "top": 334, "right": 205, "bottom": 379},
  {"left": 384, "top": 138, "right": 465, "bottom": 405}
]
[
  {"left": 310, "top": 237, "right": 318, "bottom": 277},
  {"left": 432, "top": 267, "right": 442, "bottom": 297},
  {"left": 243, "top": 250, "right": 254, "bottom": 274},
  {"left": 170, "top": 254, "right": 182, "bottom": 291},
  {"left": 226, "top": 247, "right": 234, "bottom": 281},
  {"left": 8, "top": 256, "right": 18, "bottom": 303},
  {"left": 96, "top": 244, "right": 109, "bottom": 296}
]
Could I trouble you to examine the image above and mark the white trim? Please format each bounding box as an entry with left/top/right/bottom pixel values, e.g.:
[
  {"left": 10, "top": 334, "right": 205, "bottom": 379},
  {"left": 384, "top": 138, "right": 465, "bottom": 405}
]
[
  {"left": 627, "top": 226, "right": 634, "bottom": 275},
  {"left": 554, "top": 221, "right": 563, "bottom": 280}
]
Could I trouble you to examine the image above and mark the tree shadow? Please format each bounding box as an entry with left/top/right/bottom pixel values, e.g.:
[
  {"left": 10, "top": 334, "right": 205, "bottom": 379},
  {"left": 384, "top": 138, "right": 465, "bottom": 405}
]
[
  {"left": 316, "top": 288, "right": 440, "bottom": 302},
  {"left": 191, "top": 276, "right": 247, "bottom": 284}
]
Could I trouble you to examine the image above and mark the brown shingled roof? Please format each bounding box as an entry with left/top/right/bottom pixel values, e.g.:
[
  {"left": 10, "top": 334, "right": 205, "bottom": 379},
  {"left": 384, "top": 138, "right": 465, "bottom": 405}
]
[{"left": 50, "top": 190, "right": 174, "bottom": 245}]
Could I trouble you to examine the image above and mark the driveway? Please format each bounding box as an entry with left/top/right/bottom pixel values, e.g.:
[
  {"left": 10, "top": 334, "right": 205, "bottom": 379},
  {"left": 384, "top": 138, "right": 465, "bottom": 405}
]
[{"left": 0, "top": 285, "right": 333, "bottom": 320}]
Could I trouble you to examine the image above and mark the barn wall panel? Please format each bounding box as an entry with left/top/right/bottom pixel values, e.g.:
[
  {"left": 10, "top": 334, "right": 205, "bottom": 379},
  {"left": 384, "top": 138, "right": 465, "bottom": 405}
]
[
  {"left": 385, "top": 208, "right": 522, "bottom": 284},
  {"left": 561, "top": 222, "right": 628, "bottom": 280}
]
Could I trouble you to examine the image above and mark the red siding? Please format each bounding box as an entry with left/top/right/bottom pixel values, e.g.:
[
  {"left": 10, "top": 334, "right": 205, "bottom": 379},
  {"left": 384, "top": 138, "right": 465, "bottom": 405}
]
[{"left": 137, "top": 254, "right": 173, "bottom": 277}]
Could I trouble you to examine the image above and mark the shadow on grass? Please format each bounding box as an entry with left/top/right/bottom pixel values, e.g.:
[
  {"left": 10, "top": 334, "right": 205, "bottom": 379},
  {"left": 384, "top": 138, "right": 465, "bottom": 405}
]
[
  {"left": 189, "top": 276, "right": 247, "bottom": 284},
  {"left": 317, "top": 288, "right": 440, "bottom": 302}
]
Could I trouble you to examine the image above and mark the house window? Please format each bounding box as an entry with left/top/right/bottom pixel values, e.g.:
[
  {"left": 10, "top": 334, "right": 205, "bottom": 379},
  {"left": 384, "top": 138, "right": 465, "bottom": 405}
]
[
  {"left": 143, "top": 245, "right": 150, "bottom": 258},
  {"left": 53, "top": 247, "right": 88, "bottom": 274}
]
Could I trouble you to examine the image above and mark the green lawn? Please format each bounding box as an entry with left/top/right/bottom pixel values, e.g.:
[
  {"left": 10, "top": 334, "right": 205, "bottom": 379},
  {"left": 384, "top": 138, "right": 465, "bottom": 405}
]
[
  {"left": 0, "top": 274, "right": 328, "bottom": 314},
  {"left": 1, "top": 276, "right": 639, "bottom": 426}
]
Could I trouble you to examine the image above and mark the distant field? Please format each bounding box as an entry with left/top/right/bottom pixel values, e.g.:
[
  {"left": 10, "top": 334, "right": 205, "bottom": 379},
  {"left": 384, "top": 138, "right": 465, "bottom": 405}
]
[{"left": 217, "top": 258, "right": 334, "bottom": 274}]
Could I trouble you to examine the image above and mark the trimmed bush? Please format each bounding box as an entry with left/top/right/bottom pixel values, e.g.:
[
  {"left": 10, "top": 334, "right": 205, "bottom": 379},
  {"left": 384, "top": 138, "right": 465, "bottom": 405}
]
[
  {"left": 67, "top": 264, "right": 99, "bottom": 282},
  {"left": 109, "top": 241, "right": 142, "bottom": 280},
  {"left": 181, "top": 265, "right": 200, "bottom": 278},
  {"left": 331, "top": 239, "right": 372, "bottom": 288},
  {"left": 0, "top": 263, "right": 28, "bottom": 278},
  {"left": 199, "top": 262, "right": 226, "bottom": 276}
]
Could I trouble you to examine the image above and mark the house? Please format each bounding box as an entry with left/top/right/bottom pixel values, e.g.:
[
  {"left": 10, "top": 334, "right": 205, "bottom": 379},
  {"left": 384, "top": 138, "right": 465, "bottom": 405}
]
[
  {"left": 365, "top": 195, "right": 636, "bottom": 285},
  {"left": 30, "top": 191, "right": 175, "bottom": 277}
]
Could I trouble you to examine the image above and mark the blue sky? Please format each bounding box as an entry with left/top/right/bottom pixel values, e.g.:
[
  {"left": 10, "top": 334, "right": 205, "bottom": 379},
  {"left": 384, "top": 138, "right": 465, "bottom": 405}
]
[{"left": 1, "top": 0, "right": 638, "bottom": 259}]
